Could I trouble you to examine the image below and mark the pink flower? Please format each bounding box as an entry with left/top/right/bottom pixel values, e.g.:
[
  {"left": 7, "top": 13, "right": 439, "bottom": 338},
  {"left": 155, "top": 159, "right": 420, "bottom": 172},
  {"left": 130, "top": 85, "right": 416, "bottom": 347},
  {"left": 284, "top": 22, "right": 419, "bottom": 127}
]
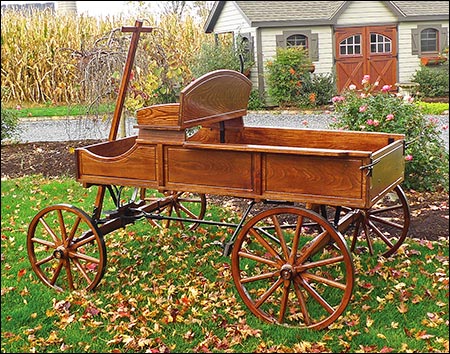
[
  {"left": 349, "top": 84, "right": 356, "bottom": 90},
  {"left": 359, "top": 105, "right": 368, "bottom": 112},
  {"left": 381, "top": 85, "right": 391, "bottom": 92},
  {"left": 405, "top": 155, "right": 413, "bottom": 161},
  {"left": 362, "top": 75, "right": 370, "bottom": 84},
  {"left": 332, "top": 96, "right": 345, "bottom": 103},
  {"left": 429, "top": 117, "right": 439, "bottom": 125},
  {"left": 373, "top": 119, "right": 380, "bottom": 126},
  {"left": 302, "top": 120, "right": 308, "bottom": 125},
  {"left": 16, "top": 104, "right": 22, "bottom": 110},
  {"left": 386, "top": 113, "right": 394, "bottom": 121},
  {"left": 366, "top": 119, "right": 374, "bottom": 125}
]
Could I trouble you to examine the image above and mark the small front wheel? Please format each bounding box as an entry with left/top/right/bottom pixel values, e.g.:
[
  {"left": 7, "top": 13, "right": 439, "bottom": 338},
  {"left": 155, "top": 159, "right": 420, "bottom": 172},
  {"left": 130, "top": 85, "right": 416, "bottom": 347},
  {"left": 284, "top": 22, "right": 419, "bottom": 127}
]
[
  {"left": 231, "top": 207, "right": 354, "bottom": 329},
  {"left": 27, "top": 204, "right": 106, "bottom": 292}
]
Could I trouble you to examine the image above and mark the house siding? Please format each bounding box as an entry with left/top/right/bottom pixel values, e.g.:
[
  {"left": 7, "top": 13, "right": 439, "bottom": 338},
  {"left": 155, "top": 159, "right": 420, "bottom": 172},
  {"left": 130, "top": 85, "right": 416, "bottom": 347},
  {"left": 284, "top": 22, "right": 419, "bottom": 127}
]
[
  {"left": 214, "top": 1, "right": 251, "bottom": 33},
  {"left": 336, "top": 1, "right": 397, "bottom": 26}
]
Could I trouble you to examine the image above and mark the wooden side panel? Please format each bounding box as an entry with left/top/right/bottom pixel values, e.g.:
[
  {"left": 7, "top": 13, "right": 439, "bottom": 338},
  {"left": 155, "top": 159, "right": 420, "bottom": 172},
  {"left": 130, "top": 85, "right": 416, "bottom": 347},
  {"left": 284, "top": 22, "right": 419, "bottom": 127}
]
[
  {"left": 240, "top": 127, "right": 404, "bottom": 151},
  {"left": 165, "top": 147, "right": 255, "bottom": 192},
  {"left": 263, "top": 154, "right": 366, "bottom": 206},
  {"left": 77, "top": 144, "right": 157, "bottom": 182},
  {"left": 370, "top": 140, "right": 405, "bottom": 204}
]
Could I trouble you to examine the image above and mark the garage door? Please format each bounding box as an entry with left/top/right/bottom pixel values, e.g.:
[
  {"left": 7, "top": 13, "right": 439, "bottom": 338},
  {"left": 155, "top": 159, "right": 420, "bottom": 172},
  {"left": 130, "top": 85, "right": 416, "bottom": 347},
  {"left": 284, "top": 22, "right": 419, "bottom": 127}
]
[{"left": 335, "top": 25, "right": 397, "bottom": 92}]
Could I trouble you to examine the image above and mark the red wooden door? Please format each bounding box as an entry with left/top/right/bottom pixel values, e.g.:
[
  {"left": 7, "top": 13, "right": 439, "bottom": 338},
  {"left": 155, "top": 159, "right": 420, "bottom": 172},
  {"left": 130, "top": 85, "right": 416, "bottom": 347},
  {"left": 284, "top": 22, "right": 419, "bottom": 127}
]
[{"left": 335, "top": 26, "right": 397, "bottom": 92}]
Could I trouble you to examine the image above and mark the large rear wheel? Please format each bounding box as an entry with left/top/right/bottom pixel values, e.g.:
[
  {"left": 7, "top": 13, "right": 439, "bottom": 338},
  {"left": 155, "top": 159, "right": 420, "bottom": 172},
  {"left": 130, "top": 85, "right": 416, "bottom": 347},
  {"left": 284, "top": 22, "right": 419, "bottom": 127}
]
[{"left": 231, "top": 207, "right": 354, "bottom": 329}]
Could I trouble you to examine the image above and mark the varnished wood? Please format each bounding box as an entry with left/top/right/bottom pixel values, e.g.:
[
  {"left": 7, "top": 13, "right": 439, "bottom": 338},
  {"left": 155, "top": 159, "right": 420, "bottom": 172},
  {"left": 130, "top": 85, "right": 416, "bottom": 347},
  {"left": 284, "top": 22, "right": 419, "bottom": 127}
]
[{"left": 77, "top": 69, "right": 405, "bottom": 210}]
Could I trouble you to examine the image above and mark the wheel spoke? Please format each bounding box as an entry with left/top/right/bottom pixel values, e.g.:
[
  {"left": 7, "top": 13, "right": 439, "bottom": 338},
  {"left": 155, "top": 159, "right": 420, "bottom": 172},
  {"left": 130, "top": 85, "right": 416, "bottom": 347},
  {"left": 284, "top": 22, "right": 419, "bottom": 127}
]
[
  {"left": 296, "top": 277, "right": 334, "bottom": 314},
  {"left": 278, "top": 280, "right": 291, "bottom": 324},
  {"left": 302, "top": 271, "right": 347, "bottom": 290},
  {"left": 57, "top": 209, "right": 68, "bottom": 243},
  {"left": 368, "top": 219, "right": 394, "bottom": 248},
  {"left": 271, "top": 215, "right": 290, "bottom": 259},
  {"left": 369, "top": 215, "right": 404, "bottom": 230},
  {"left": 255, "top": 277, "right": 284, "bottom": 308},
  {"left": 293, "top": 280, "right": 311, "bottom": 326},
  {"left": 39, "top": 218, "right": 60, "bottom": 245},
  {"left": 237, "top": 250, "right": 280, "bottom": 268},
  {"left": 249, "top": 227, "right": 283, "bottom": 263},
  {"left": 288, "top": 215, "right": 303, "bottom": 263}
]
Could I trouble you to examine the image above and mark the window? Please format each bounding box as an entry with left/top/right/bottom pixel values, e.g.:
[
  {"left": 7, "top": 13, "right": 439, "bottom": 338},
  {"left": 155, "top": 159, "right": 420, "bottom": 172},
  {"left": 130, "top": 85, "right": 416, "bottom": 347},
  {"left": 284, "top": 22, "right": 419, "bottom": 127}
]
[
  {"left": 286, "top": 34, "right": 307, "bottom": 48},
  {"left": 370, "top": 33, "right": 392, "bottom": 54},
  {"left": 276, "top": 30, "right": 319, "bottom": 61},
  {"left": 339, "top": 35, "right": 361, "bottom": 55},
  {"left": 411, "top": 25, "right": 448, "bottom": 56},
  {"left": 420, "top": 28, "right": 438, "bottom": 52}
]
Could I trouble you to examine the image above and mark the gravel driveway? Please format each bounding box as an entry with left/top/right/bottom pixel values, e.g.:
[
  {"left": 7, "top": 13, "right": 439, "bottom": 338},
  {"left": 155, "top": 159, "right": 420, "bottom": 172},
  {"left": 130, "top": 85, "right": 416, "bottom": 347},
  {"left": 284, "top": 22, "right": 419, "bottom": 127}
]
[{"left": 14, "top": 111, "right": 449, "bottom": 150}]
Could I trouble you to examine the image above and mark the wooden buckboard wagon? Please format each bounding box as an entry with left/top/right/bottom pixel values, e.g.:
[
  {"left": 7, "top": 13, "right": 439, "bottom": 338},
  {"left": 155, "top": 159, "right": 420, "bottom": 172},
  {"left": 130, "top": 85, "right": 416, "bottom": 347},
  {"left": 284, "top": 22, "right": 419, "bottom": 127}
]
[{"left": 27, "top": 21, "right": 410, "bottom": 330}]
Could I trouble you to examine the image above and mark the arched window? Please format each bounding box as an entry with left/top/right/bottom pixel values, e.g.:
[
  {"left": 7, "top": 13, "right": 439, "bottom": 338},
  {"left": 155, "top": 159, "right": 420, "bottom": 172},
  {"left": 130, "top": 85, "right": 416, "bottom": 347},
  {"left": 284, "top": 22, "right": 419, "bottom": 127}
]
[
  {"left": 286, "top": 34, "right": 307, "bottom": 48},
  {"left": 370, "top": 33, "right": 392, "bottom": 53},
  {"left": 420, "top": 28, "right": 438, "bottom": 52},
  {"left": 276, "top": 31, "right": 319, "bottom": 61},
  {"left": 339, "top": 35, "right": 361, "bottom": 55}
]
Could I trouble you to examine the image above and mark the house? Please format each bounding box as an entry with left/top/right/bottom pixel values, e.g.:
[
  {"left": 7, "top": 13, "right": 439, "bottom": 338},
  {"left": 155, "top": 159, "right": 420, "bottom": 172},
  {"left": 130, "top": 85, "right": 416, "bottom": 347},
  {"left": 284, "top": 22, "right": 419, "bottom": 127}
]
[{"left": 204, "top": 1, "right": 449, "bottom": 101}]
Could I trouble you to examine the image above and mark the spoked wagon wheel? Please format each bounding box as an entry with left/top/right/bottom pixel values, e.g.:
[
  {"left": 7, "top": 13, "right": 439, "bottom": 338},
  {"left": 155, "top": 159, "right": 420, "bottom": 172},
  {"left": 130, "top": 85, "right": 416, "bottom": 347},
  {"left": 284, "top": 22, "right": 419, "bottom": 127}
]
[
  {"left": 27, "top": 204, "right": 106, "bottom": 292},
  {"left": 338, "top": 185, "right": 410, "bottom": 257},
  {"left": 231, "top": 207, "right": 354, "bottom": 330},
  {"left": 141, "top": 190, "right": 207, "bottom": 231}
]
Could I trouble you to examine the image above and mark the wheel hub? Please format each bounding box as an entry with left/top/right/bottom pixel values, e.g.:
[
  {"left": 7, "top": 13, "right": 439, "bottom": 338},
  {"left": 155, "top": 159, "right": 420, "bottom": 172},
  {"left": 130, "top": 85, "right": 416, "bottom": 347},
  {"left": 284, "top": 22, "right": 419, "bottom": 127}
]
[
  {"left": 280, "top": 264, "right": 295, "bottom": 280},
  {"left": 53, "top": 246, "right": 66, "bottom": 259}
]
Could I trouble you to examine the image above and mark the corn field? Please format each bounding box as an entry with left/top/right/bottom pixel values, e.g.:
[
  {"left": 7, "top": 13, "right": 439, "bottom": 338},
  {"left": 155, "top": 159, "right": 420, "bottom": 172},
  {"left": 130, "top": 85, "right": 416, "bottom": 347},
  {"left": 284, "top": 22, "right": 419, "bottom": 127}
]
[{"left": 1, "top": 7, "right": 210, "bottom": 108}]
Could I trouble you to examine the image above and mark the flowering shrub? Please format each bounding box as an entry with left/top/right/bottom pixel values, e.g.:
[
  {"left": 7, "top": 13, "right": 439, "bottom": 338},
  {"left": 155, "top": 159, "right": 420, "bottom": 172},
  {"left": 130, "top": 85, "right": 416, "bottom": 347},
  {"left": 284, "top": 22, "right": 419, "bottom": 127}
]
[
  {"left": 265, "top": 47, "right": 312, "bottom": 107},
  {"left": 331, "top": 75, "right": 449, "bottom": 192}
]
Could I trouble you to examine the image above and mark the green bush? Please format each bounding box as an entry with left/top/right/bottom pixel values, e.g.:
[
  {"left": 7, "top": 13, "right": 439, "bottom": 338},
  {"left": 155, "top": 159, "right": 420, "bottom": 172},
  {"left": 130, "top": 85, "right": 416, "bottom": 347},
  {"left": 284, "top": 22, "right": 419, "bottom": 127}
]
[
  {"left": 411, "top": 61, "right": 449, "bottom": 98},
  {"left": 1, "top": 106, "right": 20, "bottom": 141},
  {"left": 415, "top": 101, "right": 449, "bottom": 115},
  {"left": 331, "top": 75, "right": 449, "bottom": 192},
  {"left": 295, "top": 72, "right": 336, "bottom": 108},
  {"left": 265, "top": 47, "right": 312, "bottom": 107},
  {"left": 247, "top": 89, "right": 265, "bottom": 110},
  {"left": 189, "top": 40, "right": 253, "bottom": 78}
]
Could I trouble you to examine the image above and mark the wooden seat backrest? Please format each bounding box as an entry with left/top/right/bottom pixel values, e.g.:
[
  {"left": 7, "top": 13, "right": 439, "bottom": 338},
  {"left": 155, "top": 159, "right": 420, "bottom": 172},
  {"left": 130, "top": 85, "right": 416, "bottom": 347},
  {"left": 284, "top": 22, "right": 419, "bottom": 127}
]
[{"left": 179, "top": 69, "right": 252, "bottom": 128}]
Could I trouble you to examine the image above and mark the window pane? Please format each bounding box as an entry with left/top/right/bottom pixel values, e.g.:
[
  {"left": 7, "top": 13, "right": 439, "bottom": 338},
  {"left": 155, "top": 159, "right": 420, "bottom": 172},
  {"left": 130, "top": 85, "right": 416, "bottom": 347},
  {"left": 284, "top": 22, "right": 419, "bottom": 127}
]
[
  {"left": 339, "top": 35, "right": 361, "bottom": 56},
  {"left": 369, "top": 32, "right": 392, "bottom": 53},
  {"left": 420, "top": 28, "right": 438, "bottom": 52},
  {"left": 287, "top": 34, "right": 307, "bottom": 48}
]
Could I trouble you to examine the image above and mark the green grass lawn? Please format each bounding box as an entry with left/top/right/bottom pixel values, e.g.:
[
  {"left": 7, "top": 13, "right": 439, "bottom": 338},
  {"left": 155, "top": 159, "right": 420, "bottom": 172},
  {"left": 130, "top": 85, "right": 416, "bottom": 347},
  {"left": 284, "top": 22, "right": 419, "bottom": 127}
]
[
  {"left": 1, "top": 175, "right": 449, "bottom": 353},
  {"left": 8, "top": 102, "right": 115, "bottom": 118},
  {"left": 5, "top": 101, "right": 449, "bottom": 119}
]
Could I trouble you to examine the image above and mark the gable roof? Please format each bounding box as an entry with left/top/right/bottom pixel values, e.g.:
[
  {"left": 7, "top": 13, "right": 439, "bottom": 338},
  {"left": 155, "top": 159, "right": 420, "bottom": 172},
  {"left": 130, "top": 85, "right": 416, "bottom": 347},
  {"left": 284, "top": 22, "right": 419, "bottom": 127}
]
[{"left": 205, "top": 1, "right": 450, "bottom": 32}]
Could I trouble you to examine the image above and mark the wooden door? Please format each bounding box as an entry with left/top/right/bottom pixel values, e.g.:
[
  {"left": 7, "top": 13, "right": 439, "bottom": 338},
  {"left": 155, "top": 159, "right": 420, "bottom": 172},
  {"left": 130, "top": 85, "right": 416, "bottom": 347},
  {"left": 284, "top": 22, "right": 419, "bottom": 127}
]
[{"left": 335, "top": 26, "right": 397, "bottom": 92}]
